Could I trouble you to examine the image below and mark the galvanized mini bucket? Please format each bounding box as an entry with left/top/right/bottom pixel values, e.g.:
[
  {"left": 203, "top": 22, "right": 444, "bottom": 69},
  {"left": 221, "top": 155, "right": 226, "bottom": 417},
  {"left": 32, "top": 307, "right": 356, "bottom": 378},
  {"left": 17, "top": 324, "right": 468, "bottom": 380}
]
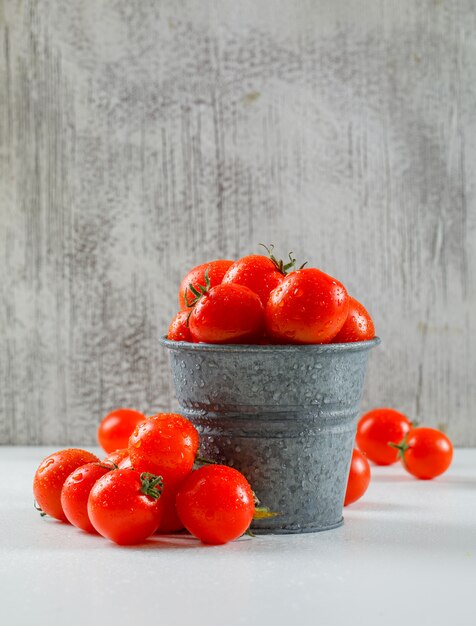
[{"left": 160, "top": 337, "right": 380, "bottom": 534}]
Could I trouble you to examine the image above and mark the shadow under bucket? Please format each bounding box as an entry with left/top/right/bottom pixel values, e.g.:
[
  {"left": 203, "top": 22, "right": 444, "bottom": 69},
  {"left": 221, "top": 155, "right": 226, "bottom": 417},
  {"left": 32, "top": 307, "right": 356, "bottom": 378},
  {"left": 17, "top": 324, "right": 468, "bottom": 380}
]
[{"left": 160, "top": 337, "right": 380, "bottom": 534}]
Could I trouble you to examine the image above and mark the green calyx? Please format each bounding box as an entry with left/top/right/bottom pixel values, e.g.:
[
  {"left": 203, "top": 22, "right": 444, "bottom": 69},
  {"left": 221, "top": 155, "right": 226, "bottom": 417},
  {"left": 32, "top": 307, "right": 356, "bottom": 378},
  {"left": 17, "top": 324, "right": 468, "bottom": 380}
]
[
  {"left": 184, "top": 268, "right": 211, "bottom": 308},
  {"left": 259, "top": 243, "right": 307, "bottom": 275},
  {"left": 34, "top": 500, "right": 47, "bottom": 517},
  {"left": 140, "top": 472, "right": 164, "bottom": 500},
  {"left": 388, "top": 433, "right": 410, "bottom": 461}
]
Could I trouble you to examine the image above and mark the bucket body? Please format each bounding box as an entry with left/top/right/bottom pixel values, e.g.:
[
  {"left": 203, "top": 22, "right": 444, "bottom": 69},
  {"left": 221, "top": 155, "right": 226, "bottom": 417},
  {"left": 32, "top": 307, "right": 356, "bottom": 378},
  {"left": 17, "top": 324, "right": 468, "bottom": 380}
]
[{"left": 160, "top": 337, "right": 379, "bottom": 534}]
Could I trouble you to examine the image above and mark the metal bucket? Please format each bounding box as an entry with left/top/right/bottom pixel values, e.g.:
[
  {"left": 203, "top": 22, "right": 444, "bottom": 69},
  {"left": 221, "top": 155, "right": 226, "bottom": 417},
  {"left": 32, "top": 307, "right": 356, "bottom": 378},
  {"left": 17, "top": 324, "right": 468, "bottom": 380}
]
[{"left": 160, "top": 337, "right": 380, "bottom": 534}]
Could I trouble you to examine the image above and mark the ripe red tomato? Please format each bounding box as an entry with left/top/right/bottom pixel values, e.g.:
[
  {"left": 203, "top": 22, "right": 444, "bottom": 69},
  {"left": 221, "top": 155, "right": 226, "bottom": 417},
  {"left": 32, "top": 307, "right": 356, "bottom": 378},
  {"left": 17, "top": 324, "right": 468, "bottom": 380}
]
[
  {"left": 88, "top": 469, "right": 164, "bottom": 545},
  {"left": 167, "top": 310, "right": 193, "bottom": 342},
  {"left": 356, "top": 408, "right": 411, "bottom": 465},
  {"left": 61, "top": 462, "right": 113, "bottom": 533},
  {"left": 128, "top": 413, "right": 199, "bottom": 487},
  {"left": 103, "top": 448, "right": 130, "bottom": 466},
  {"left": 176, "top": 465, "right": 255, "bottom": 544},
  {"left": 189, "top": 284, "right": 264, "bottom": 344},
  {"left": 97, "top": 408, "right": 146, "bottom": 453},
  {"left": 344, "top": 449, "right": 371, "bottom": 506},
  {"left": 179, "top": 259, "right": 234, "bottom": 310},
  {"left": 332, "top": 296, "right": 375, "bottom": 343},
  {"left": 33, "top": 449, "right": 99, "bottom": 521},
  {"left": 265, "top": 268, "right": 349, "bottom": 344},
  {"left": 222, "top": 254, "right": 284, "bottom": 306},
  {"left": 392, "top": 427, "right": 453, "bottom": 479}
]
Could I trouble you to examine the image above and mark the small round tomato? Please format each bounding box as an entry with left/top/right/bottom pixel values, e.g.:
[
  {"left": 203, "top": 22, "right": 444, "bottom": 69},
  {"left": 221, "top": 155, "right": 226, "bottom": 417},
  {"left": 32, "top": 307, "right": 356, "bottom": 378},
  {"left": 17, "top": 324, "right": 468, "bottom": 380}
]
[
  {"left": 393, "top": 427, "right": 453, "bottom": 479},
  {"left": 179, "top": 259, "right": 234, "bottom": 310},
  {"left": 189, "top": 284, "right": 264, "bottom": 344},
  {"left": 88, "top": 470, "right": 164, "bottom": 545},
  {"left": 176, "top": 465, "right": 255, "bottom": 545},
  {"left": 332, "top": 296, "right": 375, "bottom": 343},
  {"left": 97, "top": 408, "right": 146, "bottom": 453},
  {"left": 222, "top": 255, "right": 284, "bottom": 307},
  {"left": 33, "top": 449, "right": 99, "bottom": 521},
  {"left": 356, "top": 408, "right": 411, "bottom": 465},
  {"left": 103, "top": 448, "right": 130, "bottom": 466},
  {"left": 61, "top": 462, "right": 113, "bottom": 533},
  {"left": 129, "top": 413, "right": 199, "bottom": 487},
  {"left": 344, "top": 449, "right": 371, "bottom": 506},
  {"left": 265, "top": 268, "right": 349, "bottom": 344},
  {"left": 167, "top": 310, "right": 193, "bottom": 342}
]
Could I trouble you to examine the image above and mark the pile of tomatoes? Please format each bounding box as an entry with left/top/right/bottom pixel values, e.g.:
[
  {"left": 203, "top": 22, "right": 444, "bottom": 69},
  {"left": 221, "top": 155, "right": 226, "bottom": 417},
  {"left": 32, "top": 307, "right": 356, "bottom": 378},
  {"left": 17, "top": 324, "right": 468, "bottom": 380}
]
[
  {"left": 345, "top": 408, "right": 454, "bottom": 506},
  {"left": 168, "top": 245, "right": 375, "bottom": 345},
  {"left": 33, "top": 409, "right": 259, "bottom": 546}
]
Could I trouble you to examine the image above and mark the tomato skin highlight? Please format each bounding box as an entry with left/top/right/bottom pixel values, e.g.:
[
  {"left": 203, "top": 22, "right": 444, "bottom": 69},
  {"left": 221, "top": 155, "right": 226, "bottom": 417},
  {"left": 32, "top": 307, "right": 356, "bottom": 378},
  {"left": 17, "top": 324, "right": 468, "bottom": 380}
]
[
  {"left": 97, "top": 408, "right": 146, "bottom": 454},
  {"left": 128, "top": 413, "right": 199, "bottom": 488},
  {"left": 332, "top": 296, "right": 375, "bottom": 343},
  {"left": 168, "top": 310, "right": 193, "bottom": 342},
  {"left": 398, "top": 428, "right": 453, "bottom": 480},
  {"left": 265, "top": 268, "right": 349, "bottom": 344},
  {"left": 176, "top": 465, "right": 255, "bottom": 545},
  {"left": 61, "top": 462, "right": 113, "bottom": 533},
  {"left": 344, "top": 449, "right": 371, "bottom": 506},
  {"left": 222, "top": 254, "right": 284, "bottom": 307},
  {"left": 356, "top": 408, "right": 411, "bottom": 465},
  {"left": 88, "top": 470, "right": 163, "bottom": 545},
  {"left": 189, "top": 284, "right": 265, "bottom": 344},
  {"left": 33, "top": 449, "right": 100, "bottom": 522},
  {"left": 179, "top": 260, "right": 234, "bottom": 311}
]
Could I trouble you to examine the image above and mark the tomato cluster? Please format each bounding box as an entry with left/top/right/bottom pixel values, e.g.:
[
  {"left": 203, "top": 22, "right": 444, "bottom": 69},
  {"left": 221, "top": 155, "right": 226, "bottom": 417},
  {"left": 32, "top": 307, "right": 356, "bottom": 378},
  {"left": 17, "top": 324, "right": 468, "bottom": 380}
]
[
  {"left": 33, "top": 410, "right": 257, "bottom": 545},
  {"left": 168, "top": 246, "right": 375, "bottom": 345},
  {"left": 344, "top": 408, "right": 454, "bottom": 507}
]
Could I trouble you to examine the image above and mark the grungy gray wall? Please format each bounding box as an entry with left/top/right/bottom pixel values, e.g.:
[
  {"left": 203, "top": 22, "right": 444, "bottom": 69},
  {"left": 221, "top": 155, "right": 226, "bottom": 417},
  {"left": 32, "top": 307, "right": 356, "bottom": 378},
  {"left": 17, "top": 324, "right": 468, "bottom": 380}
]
[{"left": 1, "top": 0, "right": 475, "bottom": 445}]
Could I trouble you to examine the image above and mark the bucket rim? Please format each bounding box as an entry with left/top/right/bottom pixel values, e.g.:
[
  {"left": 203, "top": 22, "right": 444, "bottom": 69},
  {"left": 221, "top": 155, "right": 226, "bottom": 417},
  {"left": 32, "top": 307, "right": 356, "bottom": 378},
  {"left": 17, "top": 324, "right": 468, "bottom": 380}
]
[{"left": 160, "top": 335, "right": 381, "bottom": 354}]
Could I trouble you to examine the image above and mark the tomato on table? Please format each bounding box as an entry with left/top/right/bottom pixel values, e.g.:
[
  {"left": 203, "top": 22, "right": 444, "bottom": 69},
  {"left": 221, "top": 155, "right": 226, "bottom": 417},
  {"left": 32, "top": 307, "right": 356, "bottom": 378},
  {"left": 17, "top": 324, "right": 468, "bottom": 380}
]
[
  {"left": 176, "top": 465, "right": 255, "bottom": 544},
  {"left": 344, "top": 449, "right": 371, "bottom": 506},
  {"left": 97, "top": 408, "right": 146, "bottom": 453},
  {"left": 88, "top": 469, "right": 164, "bottom": 545},
  {"left": 33, "top": 448, "right": 100, "bottom": 521},
  {"left": 265, "top": 268, "right": 349, "bottom": 344},
  {"left": 61, "top": 462, "right": 114, "bottom": 533},
  {"left": 178, "top": 259, "right": 234, "bottom": 311},
  {"left": 391, "top": 427, "right": 453, "bottom": 479},
  {"left": 356, "top": 408, "right": 411, "bottom": 465},
  {"left": 128, "top": 413, "right": 199, "bottom": 487},
  {"left": 332, "top": 296, "right": 375, "bottom": 343}
]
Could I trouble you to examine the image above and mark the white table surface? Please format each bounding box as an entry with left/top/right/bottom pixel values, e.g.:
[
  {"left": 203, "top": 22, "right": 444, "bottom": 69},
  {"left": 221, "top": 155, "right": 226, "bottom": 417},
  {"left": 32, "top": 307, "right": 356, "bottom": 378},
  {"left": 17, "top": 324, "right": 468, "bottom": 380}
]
[{"left": 1, "top": 446, "right": 475, "bottom": 626}]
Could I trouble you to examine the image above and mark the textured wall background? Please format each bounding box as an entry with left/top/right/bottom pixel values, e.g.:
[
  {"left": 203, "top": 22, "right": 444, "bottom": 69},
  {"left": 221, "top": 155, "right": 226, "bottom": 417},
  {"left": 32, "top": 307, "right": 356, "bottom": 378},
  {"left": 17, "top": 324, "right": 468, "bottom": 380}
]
[{"left": 1, "top": 0, "right": 475, "bottom": 445}]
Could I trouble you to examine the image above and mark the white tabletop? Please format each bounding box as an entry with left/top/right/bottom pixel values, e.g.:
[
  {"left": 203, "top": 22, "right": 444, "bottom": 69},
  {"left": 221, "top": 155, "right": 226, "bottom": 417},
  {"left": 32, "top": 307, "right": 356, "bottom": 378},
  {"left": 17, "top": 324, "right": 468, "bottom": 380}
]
[{"left": 1, "top": 446, "right": 475, "bottom": 626}]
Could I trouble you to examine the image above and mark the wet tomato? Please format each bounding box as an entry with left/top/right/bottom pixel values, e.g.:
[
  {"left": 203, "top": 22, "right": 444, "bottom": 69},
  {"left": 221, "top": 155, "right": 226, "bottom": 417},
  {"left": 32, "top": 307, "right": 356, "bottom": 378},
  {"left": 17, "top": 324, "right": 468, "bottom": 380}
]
[
  {"left": 332, "top": 296, "right": 375, "bottom": 343},
  {"left": 189, "top": 284, "right": 264, "bottom": 344},
  {"left": 265, "top": 268, "right": 349, "bottom": 344},
  {"left": 176, "top": 465, "right": 255, "bottom": 545},
  {"left": 179, "top": 260, "right": 234, "bottom": 310},
  {"left": 61, "top": 462, "right": 113, "bottom": 533},
  {"left": 33, "top": 448, "right": 99, "bottom": 521},
  {"left": 222, "top": 254, "right": 284, "bottom": 307},
  {"left": 88, "top": 469, "right": 164, "bottom": 545},
  {"left": 128, "top": 413, "right": 199, "bottom": 487},
  {"left": 356, "top": 408, "right": 411, "bottom": 465},
  {"left": 344, "top": 449, "right": 371, "bottom": 506},
  {"left": 167, "top": 310, "right": 192, "bottom": 342}
]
